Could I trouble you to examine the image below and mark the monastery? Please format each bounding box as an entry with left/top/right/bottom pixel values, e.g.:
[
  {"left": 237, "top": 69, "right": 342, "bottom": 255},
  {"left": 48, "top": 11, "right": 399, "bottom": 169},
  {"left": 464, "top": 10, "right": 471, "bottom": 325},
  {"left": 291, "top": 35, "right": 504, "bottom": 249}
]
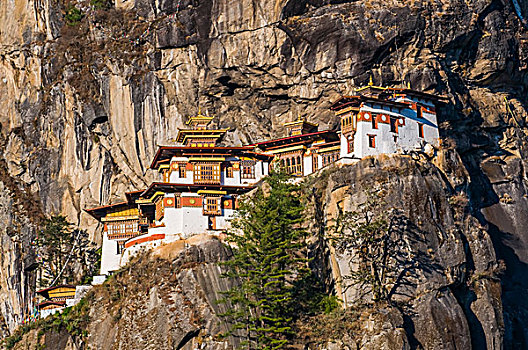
[{"left": 84, "top": 82, "right": 445, "bottom": 283}]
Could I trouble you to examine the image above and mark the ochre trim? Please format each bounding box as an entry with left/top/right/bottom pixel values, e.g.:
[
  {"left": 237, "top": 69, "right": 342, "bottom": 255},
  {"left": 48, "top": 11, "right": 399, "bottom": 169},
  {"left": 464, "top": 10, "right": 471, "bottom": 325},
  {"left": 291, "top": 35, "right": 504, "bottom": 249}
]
[
  {"left": 136, "top": 192, "right": 165, "bottom": 204},
  {"left": 188, "top": 157, "right": 226, "bottom": 162},
  {"left": 268, "top": 145, "right": 307, "bottom": 154},
  {"left": 197, "top": 190, "right": 227, "bottom": 195},
  {"left": 101, "top": 215, "right": 139, "bottom": 222},
  {"left": 317, "top": 145, "right": 341, "bottom": 153}
]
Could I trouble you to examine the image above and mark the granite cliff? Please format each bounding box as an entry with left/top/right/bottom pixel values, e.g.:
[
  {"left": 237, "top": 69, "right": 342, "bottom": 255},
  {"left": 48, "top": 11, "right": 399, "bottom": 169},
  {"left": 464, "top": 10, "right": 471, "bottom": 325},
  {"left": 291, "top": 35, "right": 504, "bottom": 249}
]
[
  {"left": 2, "top": 155, "right": 508, "bottom": 349},
  {"left": 1, "top": 0, "right": 528, "bottom": 348}
]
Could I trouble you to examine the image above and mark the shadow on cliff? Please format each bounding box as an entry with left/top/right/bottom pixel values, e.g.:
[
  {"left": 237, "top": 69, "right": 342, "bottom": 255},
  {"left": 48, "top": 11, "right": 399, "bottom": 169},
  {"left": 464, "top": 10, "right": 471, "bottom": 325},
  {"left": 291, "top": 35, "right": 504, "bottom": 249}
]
[{"left": 439, "top": 91, "right": 528, "bottom": 348}]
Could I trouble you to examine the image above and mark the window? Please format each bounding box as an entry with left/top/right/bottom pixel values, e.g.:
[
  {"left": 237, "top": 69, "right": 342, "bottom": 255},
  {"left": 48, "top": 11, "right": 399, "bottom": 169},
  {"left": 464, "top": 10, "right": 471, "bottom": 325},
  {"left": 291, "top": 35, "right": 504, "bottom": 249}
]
[
  {"left": 417, "top": 105, "right": 423, "bottom": 119},
  {"left": 163, "top": 170, "right": 170, "bottom": 183},
  {"left": 348, "top": 137, "right": 354, "bottom": 153},
  {"left": 194, "top": 163, "right": 221, "bottom": 184},
  {"left": 203, "top": 197, "right": 221, "bottom": 215},
  {"left": 341, "top": 114, "right": 354, "bottom": 133},
  {"left": 188, "top": 139, "right": 215, "bottom": 147},
  {"left": 117, "top": 241, "right": 125, "bottom": 255},
  {"left": 178, "top": 163, "right": 186, "bottom": 178},
  {"left": 418, "top": 123, "right": 424, "bottom": 138},
  {"left": 321, "top": 151, "right": 339, "bottom": 167},
  {"left": 155, "top": 197, "right": 164, "bottom": 221},
  {"left": 393, "top": 135, "right": 398, "bottom": 143},
  {"left": 390, "top": 117, "right": 398, "bottom": 133},
  {"left": 368, "top": 135, "right": 376, "bottom": 148},
  {"left": 175, "top": 196, "right": 181, "bottom": 208},
  {"left": 312, "top": 154, "right": 319, "bottom": 172},
  {"left": 241, "top": 160, "right": 256, "bottom": 179},
  {"left": 372, "top": 115, "right": 378, "bottom": 129},
  {"left": 106, "top": 220, "right": 140, "bottom": 240},
  {"left": 226, "top": 164, "right": 234, "bottom": 178}
]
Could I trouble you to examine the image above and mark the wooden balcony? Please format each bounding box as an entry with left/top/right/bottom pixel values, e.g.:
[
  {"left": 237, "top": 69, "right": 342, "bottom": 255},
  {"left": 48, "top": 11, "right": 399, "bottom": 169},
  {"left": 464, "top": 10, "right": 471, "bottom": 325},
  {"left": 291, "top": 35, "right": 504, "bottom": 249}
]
[{"left": 107, "top": 232, "right": 141, "bottom": 240}]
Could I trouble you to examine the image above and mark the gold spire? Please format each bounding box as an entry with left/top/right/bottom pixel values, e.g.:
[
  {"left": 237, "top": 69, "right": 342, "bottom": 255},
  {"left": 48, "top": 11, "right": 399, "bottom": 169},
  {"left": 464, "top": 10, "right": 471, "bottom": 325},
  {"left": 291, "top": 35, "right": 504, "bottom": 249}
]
[
  {"left": 407, "top": 81, "right": 411, "bottom": 89},
  {"left": 368, "top": 75, "right": 374, "bottom": 86}
]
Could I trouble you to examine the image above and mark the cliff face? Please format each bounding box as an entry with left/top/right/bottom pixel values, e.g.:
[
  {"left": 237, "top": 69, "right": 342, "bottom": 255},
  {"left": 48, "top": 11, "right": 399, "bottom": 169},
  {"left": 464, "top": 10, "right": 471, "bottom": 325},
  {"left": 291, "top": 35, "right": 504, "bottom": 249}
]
[
  {"left": 309, "top": 155, "right": 503, "bottom": 349},
  {"left": 1, "top": 0, "right": 528, "bottom": 346},
  {"left": 7, "top": 156, "right": 506, "bottom": 349}
]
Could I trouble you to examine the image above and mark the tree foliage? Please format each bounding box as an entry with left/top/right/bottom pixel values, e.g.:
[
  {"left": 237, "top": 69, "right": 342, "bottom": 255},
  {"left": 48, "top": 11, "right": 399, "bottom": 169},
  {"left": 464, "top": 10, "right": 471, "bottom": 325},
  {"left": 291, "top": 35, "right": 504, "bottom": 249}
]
[
  {"left": 220, "top": 171, "right": 316, "bottom": 349},
  {"left": 65, "top": 6, "right": 84, "bottom": 26},
  {"left": 332, "top": 189, "right": 407, "bottom": 303},
  {"left": 37, "top": 215, "right": 98, "bottom": 287}
]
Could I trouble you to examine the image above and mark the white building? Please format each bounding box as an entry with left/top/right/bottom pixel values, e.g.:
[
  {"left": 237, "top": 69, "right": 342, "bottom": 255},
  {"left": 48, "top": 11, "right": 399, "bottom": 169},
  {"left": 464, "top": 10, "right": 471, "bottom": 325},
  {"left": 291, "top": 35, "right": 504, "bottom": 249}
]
[
  {"left": 86, "top": 114, "right": 272, "bottom": 278},
  {"left": 86, "top": 84, "right": 446, "bottom": 280},
  {"left": 331, "top": 83, "right": 444, "bottom": 161},
  {"left": 253, "top": 117, "right": 341, "bottom": 177}
]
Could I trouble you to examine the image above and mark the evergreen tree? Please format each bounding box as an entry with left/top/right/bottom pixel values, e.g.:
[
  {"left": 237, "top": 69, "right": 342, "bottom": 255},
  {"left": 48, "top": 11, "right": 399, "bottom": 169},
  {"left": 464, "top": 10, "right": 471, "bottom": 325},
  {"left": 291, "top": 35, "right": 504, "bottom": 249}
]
[
  {"left": 36, "top": 215, "right": 98, "bottom": 286},
  {"left": 220, "top": 171, "right": 311, "bottom": 349}
]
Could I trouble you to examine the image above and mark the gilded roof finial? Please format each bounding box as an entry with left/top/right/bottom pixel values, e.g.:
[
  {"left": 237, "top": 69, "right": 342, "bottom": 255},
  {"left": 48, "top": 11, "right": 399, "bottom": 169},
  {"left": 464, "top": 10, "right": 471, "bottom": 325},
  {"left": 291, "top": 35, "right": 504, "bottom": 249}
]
[
  {"left": 407, "top": 81, "right": 411, "bottom": 89},
  {"left": 198, "top": 106, "right": 202, "bottom": 116},
  {"left": 368, "top": 75, "right": 374, "bottom": 86}
]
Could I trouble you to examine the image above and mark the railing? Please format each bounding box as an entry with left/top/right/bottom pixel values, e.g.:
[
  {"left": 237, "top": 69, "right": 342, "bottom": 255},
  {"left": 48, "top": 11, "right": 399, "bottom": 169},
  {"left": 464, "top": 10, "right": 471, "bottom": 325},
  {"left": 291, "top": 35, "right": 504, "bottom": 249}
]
[
  {"left": 342, "top": 124, "right": 354, "bottom": 134},
  {"left": 107, "top": 232, "right": 141, "bottom": 240}
]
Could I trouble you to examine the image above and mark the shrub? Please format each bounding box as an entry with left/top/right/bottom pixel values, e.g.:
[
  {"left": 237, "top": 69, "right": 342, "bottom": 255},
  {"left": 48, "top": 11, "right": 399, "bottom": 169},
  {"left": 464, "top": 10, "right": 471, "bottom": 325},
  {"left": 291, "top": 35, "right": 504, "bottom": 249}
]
[
  {"left": 90, "top": 0, "right": 112, "bottom": 10},
  {"left": 65, "top": 7, "right": 84, "bottom": 26}
]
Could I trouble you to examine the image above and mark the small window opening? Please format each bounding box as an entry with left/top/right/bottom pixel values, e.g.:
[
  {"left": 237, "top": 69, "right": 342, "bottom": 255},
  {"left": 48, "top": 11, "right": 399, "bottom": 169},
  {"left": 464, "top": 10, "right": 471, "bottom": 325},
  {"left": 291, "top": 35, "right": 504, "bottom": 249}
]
[
  {"left": 368, "top": 135, "right": 376, "bottom": 148},
  {"left": 418, "top": 123, "right": 424, "bottom": 138}
]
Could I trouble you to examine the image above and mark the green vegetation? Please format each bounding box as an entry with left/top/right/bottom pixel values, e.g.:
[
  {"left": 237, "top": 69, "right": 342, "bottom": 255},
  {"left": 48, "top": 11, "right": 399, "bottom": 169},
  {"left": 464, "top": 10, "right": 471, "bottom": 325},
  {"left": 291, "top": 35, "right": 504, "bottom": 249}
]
[
  {"left": 90, "top": 0, "right": 112, "bottom": 10},
  {"left": 65, "top": 6, "right": 84, "bottom": 26},
  {"left": 2, "top": 293, "right": 93, "bottom": 349},
  {"left": 37, "top": 215, "right": 98, "bottom": 287},
  {"left": 219, "top": 171, "right": 334, "bottom": 349}
]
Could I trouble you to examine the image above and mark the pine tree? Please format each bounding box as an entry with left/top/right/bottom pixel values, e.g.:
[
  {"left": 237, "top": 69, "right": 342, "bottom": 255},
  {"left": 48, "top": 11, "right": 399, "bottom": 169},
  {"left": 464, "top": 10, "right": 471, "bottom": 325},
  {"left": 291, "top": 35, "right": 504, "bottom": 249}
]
[
  {"left": 220, "top": 171, "right": 311, "bottom": 349},
  {"left": 37, "top": 215, "right": 98, "bottom": 286}
]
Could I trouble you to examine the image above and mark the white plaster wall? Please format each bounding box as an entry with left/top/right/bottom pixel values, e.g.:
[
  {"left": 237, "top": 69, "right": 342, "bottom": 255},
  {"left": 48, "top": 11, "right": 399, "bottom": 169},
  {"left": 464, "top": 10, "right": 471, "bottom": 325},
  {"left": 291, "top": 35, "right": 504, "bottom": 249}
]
[
  {"left": 40, "top": 308, "right": 63, "bottom": 319},
  {"left": 162, "top": 206, "right": 184, "bottom": 233},
  {"left": 215, "top": 208, "right": 236, "bottom": 230},
  {"left": 100, "top": 233, "right": 121, "bottom": 275},
  {"left": 169, "top": 170, "right": 193, "bottom": 184},
  {"left": 303, "top": 155, "right": 313, "bottom": 176},
  {"left": 352, "top": 103, "right": 439, "bottom": 159},
  {"left": 257, "top": 161, "right": 269, "bottom": 180},
  {"left": 223, "top": 169, "right": 241, "bottom": 186},
  {"left": 120, "top": 233, "right": 181, "bottom": 266},
  {"left": 181, "top": 207, "right": 208, "bottom": 235}
]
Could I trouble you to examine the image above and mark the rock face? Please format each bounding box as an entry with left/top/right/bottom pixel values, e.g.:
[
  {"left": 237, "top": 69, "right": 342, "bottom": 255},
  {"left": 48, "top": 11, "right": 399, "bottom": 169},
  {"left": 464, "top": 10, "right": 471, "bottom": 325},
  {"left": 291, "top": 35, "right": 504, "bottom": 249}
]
[
  {"left": 1, "top": 0, "right": 528, "bottom": 347},
  {"left": 7, "top": 158, "right": 505, "bottom": 349},
  {"left": 12, "top": 236, "right": 240, "bottom": 350},
  {"left": 310, "top": 155, "right": 502, "bottom": 349}
]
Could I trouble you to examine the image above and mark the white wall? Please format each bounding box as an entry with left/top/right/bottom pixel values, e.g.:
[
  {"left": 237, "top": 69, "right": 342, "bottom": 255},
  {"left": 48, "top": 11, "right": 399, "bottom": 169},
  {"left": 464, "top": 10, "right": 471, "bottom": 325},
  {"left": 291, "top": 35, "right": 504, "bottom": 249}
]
[
  {"left": 215, "top": 208, "right": 236, "bottom": 230},
  {"left": 303, "top": 155, "right": 313, "bottom": 176},
  {"left": 162, "top": 206, "right": 183, "bottom": 233},
  {"left": 100, "top": 232, "right": 121, "bottom": 275},
  {"left": 348, "top": 102, "right": 439, "bottom": 159},
  {"left": 40, "top": 307, "right": 63, "bottom": 319},
  {"left": 169, "top": 156, "right": 193, "bottom": 184},
  {"left": 120, "top": 232, "right": 181, "bottom": 267}
]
